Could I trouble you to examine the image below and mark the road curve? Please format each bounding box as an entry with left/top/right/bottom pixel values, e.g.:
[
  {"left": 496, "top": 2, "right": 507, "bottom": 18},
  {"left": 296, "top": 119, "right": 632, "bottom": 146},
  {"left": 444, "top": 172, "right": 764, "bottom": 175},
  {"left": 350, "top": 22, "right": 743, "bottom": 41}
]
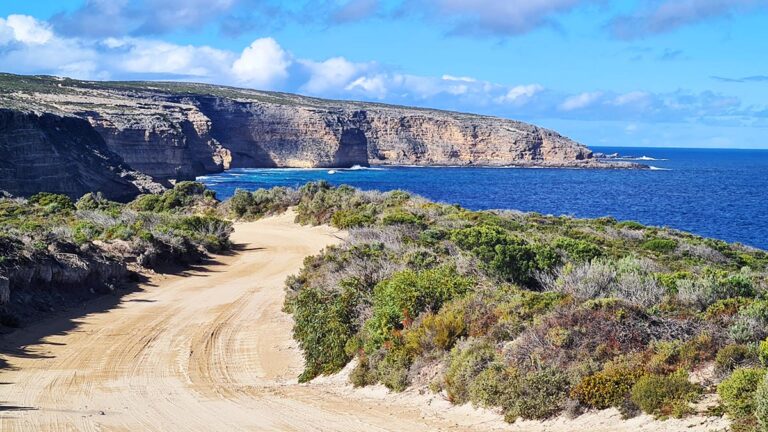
[
  {"left": 0, "top": 212, "right": 504, "bottom": 432},
  {"left": 0, "top": 212, "right": 728, "bottom": 432}
]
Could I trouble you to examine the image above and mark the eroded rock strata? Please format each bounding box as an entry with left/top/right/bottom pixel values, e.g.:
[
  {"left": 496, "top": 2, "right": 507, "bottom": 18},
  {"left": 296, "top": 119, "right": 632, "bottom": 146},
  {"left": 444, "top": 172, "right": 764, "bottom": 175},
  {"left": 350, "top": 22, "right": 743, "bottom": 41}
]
[{"left": 0, "top": 74, "right": 635, "bottom": 199}]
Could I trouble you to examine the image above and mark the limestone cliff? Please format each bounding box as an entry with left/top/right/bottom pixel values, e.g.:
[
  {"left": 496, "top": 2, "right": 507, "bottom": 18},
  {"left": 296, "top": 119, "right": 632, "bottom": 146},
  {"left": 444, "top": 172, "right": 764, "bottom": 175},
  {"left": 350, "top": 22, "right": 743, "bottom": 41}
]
[
  {"left": 0, "top": 73, "right": 634, "bottom": 198},
  {"left": 0, "top": 109, "right": 163, "bottom": 200}
]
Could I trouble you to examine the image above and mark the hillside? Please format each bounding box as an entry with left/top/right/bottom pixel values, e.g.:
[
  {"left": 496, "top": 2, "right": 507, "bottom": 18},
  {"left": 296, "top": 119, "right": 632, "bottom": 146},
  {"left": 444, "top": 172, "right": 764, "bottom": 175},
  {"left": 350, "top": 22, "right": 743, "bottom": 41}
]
[{"left": 0, "top": 73, "right": 637, "bottom": 200}]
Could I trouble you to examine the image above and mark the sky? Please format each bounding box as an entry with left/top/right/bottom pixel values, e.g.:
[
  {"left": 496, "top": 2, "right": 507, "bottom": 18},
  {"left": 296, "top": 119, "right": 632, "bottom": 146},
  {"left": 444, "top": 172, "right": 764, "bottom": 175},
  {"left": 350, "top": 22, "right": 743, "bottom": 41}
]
[{"left": 0, "top": 1, "right": 767, "bottom": 149}]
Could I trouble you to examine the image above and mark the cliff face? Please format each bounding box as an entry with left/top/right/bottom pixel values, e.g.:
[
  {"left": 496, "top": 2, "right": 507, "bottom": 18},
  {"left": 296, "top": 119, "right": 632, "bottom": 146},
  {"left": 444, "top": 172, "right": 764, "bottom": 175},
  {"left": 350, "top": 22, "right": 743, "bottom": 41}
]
[
  {"left": 0, "top": 109, "right": 162, "bottom": 201},
  {"left": 0, "top": 74, "right": 609, "bottom": 198}
]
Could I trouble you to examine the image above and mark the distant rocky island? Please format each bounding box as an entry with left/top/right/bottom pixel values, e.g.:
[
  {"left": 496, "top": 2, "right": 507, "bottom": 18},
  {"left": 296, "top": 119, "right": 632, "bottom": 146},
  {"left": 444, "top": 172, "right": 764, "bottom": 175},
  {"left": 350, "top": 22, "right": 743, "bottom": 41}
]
[{"left": 0, "top": 73, "right": 642, "bottom": 200}]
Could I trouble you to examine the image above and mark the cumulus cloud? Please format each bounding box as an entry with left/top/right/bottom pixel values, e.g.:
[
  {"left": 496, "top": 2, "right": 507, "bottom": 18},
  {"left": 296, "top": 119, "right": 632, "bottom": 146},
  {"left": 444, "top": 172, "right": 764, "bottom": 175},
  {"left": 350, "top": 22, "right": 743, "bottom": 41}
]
[
  {"left": 609, "top": 0, "right": 768, "bottom": 40},
  {"left": 232, "top": 38, "right": 292, "bottom": 88},
  {"left": 0, "top": 14, "right": 764, "bottom": 131},
  {"left": 300, "top": 57, "right": 372, "bottom": 94},
  {"left": 109, "top": 38, "right": 235, "bottom": 78}
]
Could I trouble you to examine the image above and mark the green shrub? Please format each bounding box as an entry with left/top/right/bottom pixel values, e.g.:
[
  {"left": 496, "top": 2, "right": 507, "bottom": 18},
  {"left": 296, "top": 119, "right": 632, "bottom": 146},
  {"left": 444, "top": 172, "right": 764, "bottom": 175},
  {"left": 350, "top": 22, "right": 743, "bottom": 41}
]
[
  {"left": 76, "top": 192, "right": 120, "bottom": 212},
  {"left": 349, "top": 355, "right": 378, "bottom": 388},
  {"left": 642, "top": 238, "right": 678, "bottom": 253},
  {"left": 229, "top": 189, "right": 254, "bottom": 217},
  {"left": 759, "top": 339, "right": 768, "bottom": 367},
  {"left": 630, "top": 371, "right": 701, "bottom": 418},
  {"left": 375, "top": 346, "right": 411, "bottom": 391},
  {"left": 646, "top": 334, "right": 717, "bottom": 375},
  {"left": 715, "top": 344, "right": 759, "bottom": 375},
  {"left": 554, "top": 237, "right": 603, "bottom": 262},
  {"left": 29, "top": 192, "right": 75, "bottom": 211},
  {"left": 381, "top": 210, "right": 424, "bottom": 227},
  {"left": 571, "top": 367, "right": 641, "bottom": 409},
  {"left": 72, "top": 220, "right": 101, "bottom": 244},
  {"left": 617, "top": 221, "right": 645, "bottom": 230},
  {"left": 404, "top": 303, "right": 466, "bottom": 356},
  {"left": 291, "top": 287, "right": 359, "bottom": 382},
  {"left": 468, "top": 362, "right": 518, "bottom": 409},
  {"left": 705, "top": 297, "right": 753, "bottom": 321},
  {"left": 505, "top": 368, "right": 570, "bottom": 421},
  {"left": 755, "top": 373, "right": 768, "bottom": 432},
  {"left": 451, "top": 225, "right": 546, "bottom": 284},
  {"left": 131, "top": 194, "right": 163, "bottom": 212},
  {"left": 130, "top": 182, "right": 208, "bottom": 212},
  {"left": 365, "top": 266, "right": 473, "bottom": 350},
  {"left": 332, "top": 209, "right": 374, "bottom": 229},
  {"left": 444, "top": 341, "right": 498, "bottom": 404},
  {"left": 717, "top": 367, "right": 767, "bottom": 420}
]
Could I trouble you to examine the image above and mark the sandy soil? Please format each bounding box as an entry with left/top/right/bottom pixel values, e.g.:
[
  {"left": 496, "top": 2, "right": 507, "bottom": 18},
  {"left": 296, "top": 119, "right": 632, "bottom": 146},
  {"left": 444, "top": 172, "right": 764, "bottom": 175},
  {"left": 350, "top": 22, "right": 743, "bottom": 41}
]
[{"left": 0, "top": 212, "right": 729, "bottom": 431}]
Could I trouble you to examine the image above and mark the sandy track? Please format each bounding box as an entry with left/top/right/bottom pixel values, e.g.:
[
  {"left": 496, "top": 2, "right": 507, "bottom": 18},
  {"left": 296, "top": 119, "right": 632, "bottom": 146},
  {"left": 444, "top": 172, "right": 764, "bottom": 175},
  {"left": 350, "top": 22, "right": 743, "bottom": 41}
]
[{"left": 0, "top": 212, "right": 728, "bottom": 432}]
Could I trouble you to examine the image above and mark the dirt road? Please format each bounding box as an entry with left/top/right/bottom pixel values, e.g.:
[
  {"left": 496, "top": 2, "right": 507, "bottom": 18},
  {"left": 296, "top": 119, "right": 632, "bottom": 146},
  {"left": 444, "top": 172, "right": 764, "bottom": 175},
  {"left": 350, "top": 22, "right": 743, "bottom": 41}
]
[{"left": 0, "top": 212, "right": 728, "bottom": 432}]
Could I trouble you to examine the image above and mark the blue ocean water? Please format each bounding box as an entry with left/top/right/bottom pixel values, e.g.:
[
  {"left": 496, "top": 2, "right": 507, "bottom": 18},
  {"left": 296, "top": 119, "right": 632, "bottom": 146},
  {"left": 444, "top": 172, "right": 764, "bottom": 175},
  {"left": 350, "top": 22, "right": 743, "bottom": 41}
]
[{"left": 198, "top": 147, "right": 768, "bottom": 249}]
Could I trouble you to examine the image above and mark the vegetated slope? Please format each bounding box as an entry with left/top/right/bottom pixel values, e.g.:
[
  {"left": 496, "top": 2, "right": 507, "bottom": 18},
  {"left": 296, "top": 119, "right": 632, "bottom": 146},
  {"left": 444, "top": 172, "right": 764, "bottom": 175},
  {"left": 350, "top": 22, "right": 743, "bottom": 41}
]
[
  {"left": 0, "top": 198, "right": 727, "bottom": 432},
  {"left": 0, "top": 183, "right": 232, "bottom": 328},
  {"left": 229, "top": 182, "right": 768, "bottom": 430},
  {"left": 0, "top": 73, "right": 640, "bottom": 199}
]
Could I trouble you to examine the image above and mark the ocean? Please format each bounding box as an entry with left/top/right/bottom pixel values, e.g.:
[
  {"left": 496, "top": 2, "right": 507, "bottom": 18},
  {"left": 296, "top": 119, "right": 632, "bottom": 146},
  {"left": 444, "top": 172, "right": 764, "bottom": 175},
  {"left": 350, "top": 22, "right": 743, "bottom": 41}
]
[{"left": 198, "top": 147, "right": 768, "bottom": 250}]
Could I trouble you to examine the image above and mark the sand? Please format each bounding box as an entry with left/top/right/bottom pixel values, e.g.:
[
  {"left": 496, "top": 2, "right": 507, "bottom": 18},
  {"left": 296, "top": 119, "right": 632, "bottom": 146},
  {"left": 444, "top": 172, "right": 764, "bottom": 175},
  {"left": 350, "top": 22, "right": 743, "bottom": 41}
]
[{"left": 0, "top": 212, "right": 729, "bottom": 431}]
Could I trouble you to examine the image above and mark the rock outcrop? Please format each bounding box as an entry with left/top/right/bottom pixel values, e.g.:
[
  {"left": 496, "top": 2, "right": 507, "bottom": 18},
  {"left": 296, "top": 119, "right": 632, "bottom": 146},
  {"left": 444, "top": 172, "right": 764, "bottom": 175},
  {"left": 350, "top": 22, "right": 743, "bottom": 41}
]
[
  {"left": 0, "top": 109, "right": 164, "bottom": 201},
  {"left": 0, "top": 73, "right": 636, "bottom": 199}
]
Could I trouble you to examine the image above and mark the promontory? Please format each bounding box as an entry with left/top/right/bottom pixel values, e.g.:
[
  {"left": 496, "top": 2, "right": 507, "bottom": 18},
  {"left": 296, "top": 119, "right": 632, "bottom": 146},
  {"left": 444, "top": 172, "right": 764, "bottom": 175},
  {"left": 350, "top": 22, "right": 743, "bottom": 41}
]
[{"left": 0, "top": 73, "right": 636, "bottom": 200}]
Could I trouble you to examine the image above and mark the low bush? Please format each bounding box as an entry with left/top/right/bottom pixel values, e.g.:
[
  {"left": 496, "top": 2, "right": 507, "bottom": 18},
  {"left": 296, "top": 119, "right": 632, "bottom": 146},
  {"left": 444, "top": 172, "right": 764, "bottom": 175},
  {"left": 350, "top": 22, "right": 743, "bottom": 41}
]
[
  {"left": 755, "top": 373, "right": 768, "bottom": 432},
  {"left": 717, "top": 367, "right": 766, "bottom": 420},
  {"left": 630, "top": 371, "right": 701, "bottom": 418},
  {"left": 444, "top": 340, "right": 498, "bottom": 404},
  {"left": 291, "top": 287, "right": 359, "bottom": 382},
  {"left": 468, "top": 362, "right": 517, "bottom": 409},
  {"left": 28, "top": 192, "right": 75, "bottom": 211},
  {"left": 715, "top": 344, "right": 759, "bottom": 376},
  {"left": 643, "top": 238, "right": 678, "bottom": 253},
  {"left": 332, "top": 208, "right": 374, "bottom": 229},
  {"left": 364, "top": 266, "right": 473, "bottom": 350},
  {"left": 505, "top": 368, "right": 570, "bottom": 421},
  {"left": 404, "top": 303, "right": 466, "bottom": 356},
  {"left": 451, "top": 225, "right": 549, "bottom": 285},
  {"left": 554, "top": 237, "right": 603, "bottom": 262},
  {"left": 571, "top": 367, "right": 642, "bottom": 409}
]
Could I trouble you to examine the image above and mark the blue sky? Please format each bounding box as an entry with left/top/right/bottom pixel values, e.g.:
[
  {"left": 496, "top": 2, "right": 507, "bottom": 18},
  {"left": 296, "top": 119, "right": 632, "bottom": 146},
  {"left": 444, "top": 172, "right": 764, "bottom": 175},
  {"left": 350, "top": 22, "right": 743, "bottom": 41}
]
[{"left": 0, "top": 0, "right": 767, "bottom": 149}]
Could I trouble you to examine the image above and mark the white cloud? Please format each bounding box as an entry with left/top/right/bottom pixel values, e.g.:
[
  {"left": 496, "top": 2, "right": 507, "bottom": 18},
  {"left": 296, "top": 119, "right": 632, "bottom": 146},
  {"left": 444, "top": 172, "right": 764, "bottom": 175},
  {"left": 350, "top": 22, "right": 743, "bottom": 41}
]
[
  {"left": 559, "top": 91, "right": 603, "bottom": 111},
  {"left": 612, "top": 91, "right": 651, "bottom": 106},
  {"left": 300, "top": 57, "right": 371, "bottom": 94},
  {"left": 0, "top": 14, "right": 761, "bottom": 131},
  {"left": 231, "top": 38, "right": 291, "bottom": 88},
  {"left": 495, "top": 84, "right": 545, "bottom": 105},
  {"left": 1, "top": 15, "right": 54, "bottom": 45},
  {"left": 112, "top": 38, "right": 234, "bottom": 77},
  {"left": 442, "top": 74, "right": 477, "bottom": 83},
  {"left": 346, "top": 75, "right": 388, "bottom": 98}
]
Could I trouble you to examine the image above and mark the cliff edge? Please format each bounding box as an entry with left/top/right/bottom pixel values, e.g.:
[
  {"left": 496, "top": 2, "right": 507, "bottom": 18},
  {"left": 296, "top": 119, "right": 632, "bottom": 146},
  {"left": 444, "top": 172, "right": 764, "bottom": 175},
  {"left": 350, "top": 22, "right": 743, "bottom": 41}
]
[{"left": 0, "top": 73, "right": 636, "bottom": 199}]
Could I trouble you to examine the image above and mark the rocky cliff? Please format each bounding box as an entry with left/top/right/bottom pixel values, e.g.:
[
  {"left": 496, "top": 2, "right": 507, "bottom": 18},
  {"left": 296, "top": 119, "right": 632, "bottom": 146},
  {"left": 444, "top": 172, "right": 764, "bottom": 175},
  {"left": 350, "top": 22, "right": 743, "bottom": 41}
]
[
  {"left": 0, "top": 108, "right": 163, "bottom": 200},
  {"left": 0, "top": 73, "right": 631, "bottom": 199}
]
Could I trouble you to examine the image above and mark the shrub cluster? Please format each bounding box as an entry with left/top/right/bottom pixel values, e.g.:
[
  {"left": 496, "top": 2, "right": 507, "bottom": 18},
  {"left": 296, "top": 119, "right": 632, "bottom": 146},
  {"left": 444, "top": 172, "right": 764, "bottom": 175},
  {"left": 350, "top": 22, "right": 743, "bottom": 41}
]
[{"left": 270, "top": 183, "right": 768, "bottom": 425}]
